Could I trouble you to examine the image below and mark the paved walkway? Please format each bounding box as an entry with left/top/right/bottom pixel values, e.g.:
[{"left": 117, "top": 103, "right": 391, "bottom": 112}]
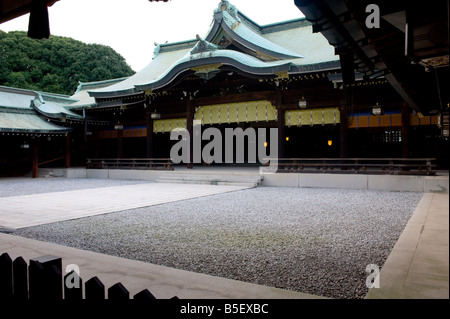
[
  {"left": 366, "top": 192, "right": 449, "bottom": 299},
  {"left": 0, "top": 183, "right": 248, "bottom": 229}
]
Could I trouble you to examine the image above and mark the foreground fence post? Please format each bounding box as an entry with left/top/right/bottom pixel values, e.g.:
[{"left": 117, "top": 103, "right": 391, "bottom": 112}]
[
  {"left": 0, "top": 253, "right": 13, "bottom": 299},
  {"left": 85, "top": 276, "right": 105, "bottom": 300},
  {"left": 46, "top": 265, "right": 63, "bottom": 300},
  {"left": 13, "top": 257, "right": 28, "bottom": 300},
  {"left": 108, "top": 282, "right": 129, "bottom": 300},
  {"left": 2, "top": 253, "right": 178, "bottom": 300},
  {"left": 29, "top": 256, "right": 63, "bottom": 300},
  {"left": 64, "top": 270, "right": 83, "bottom": 300},
  {"left": 134, "top": 289, "right": 156, "bottom": 300},
  {"left": 28, "top": 260, "right": 45, "bottom": 300}
]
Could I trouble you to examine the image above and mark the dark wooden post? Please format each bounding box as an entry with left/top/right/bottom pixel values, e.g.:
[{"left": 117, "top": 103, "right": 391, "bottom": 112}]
[
  {"left": 339, "top": 51, "right": 354, "bottom": 159},
  {"left": 32, "top": 138, "right": 39, "bottom": 178},
  {"left": 186, "top": 97, "right": 194, "bottom": 169},
  {"left": 85, "top": 276, "right": 105, "bottom": 300},
  {"left": 83, "top": 107, "right": 88, "bottom": 144},
  {"left": 134, "top": 289, "right": 156, "bottom": 300},
  {"left": 0, "top": 253, "right": 13, "bottom": 299},
  {"left": 46, "top": 265, "right": 63, "bottom": 300},
  {"left": 117, "top": 128, "right": 124, "bottom": 159},
  {"left": 65, "top": 133, "right": 71, "bottom": 168},
  {"left": 13, "top": 257, "right": 28, "bottom": 299},
  {"left": 94, "top": 131, "right": 100, "bottom": 159},
  {"left": 277, "top": 107, "right": 286, "bottom": 159},
  {"left": 108, "top": 282, "right": 130, "bottom": 300},
  {"left": 28, "top": 260, "right": 45, "bottom": 300},
  {"left": 64, "top": 271, "right": 83, "bottom": 300},
  {"left": 273, "top": 92, "right": 285, "bottom": 160},
  {"left": 401, "top": 102, "right": 410, "bottom": 158},
  {"left": 146, "top": 114, "right": 154, "bottom": 158},
  {"left": 340, "top": 105, "right": 349, "bottom": 158},
  {"left": 29, "top": 255, "right": 63, "bottom": 300}
]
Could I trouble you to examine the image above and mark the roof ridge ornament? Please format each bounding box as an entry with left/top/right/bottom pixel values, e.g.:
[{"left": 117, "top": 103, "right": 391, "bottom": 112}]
[
  {"left": 190, "top": 35, "right": 221, "bottom": 55},
  {"left": 153, "top": 42, "right": 161, "bottom": 59},
  {"left": 216, "top": 1, "right": 240, "bottom": 21}
]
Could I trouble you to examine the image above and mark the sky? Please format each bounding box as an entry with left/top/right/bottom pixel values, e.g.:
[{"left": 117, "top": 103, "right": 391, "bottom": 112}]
[{"left": 0, "top": 0, "right": 304, "bottom": 72}]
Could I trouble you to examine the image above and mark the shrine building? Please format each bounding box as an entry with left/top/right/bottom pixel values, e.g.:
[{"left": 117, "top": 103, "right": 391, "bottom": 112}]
[{"left": 0, "top": 1, "right": 448, "bottom": 177}]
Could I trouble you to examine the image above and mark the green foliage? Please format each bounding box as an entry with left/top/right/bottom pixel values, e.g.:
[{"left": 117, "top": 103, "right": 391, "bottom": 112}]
[{"left": 0, "top": 30, "right": 135, "bottom": 95}]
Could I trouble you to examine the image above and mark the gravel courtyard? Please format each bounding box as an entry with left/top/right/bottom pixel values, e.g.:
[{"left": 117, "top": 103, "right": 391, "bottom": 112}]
[{"left": 7, "top": 179, "right": 423, "bottom": 299}]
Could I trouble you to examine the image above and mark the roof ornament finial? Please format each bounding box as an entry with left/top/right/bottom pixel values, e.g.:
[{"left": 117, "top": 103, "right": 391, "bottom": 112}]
[
  {"left": 190, "top": 35, "right": 221, "bottom": 55},
  {"left": 216, "top": 1, "right": 240, "bottom": 21},
  {"left": 153, "top": 42, "right": 161, "bottom": 59}
]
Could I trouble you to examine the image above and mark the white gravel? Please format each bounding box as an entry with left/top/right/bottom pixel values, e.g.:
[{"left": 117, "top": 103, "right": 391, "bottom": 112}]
[{"left": 11, "top": 184, "right": 423, "bottom": 299}]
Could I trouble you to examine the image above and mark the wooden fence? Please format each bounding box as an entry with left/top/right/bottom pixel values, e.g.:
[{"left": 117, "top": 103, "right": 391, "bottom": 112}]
[
  {"left": 271, "top": 158, "right": 436, "bottom": 175},
  {"left": 86, "top": 158, "right": 174, "bottom": 171},
  {"left": 0, "top": 253, "right": 178, "bottom": 300}
]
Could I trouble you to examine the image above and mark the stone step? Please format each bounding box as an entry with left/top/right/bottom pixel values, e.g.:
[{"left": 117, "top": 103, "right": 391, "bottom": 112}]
[
  {"left": 158, "top": 174, "right": 262, "bottom": 182},
  {"left": 156, "top": 179, "right": 259, "bottom": 187},
  {"left": 37, "top": 168, "right": 59, "bottom": 178},
  {"left": 156, "top": 172, "right": 263, "bottom": 187}
]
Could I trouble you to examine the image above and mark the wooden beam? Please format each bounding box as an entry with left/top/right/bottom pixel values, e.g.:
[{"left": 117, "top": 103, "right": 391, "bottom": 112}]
[
  {"left": 0, "top": 0, "right": 58, "bottom": 24},
  {"left": 195, "top": 91, "right": 276, "bottom": 106}
]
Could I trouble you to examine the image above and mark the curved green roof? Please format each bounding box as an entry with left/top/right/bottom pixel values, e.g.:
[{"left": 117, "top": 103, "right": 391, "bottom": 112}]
[
  {"left": 87, "top": 1, "right": 338, "bottom": 101},
  {"left": 212, "top": 6, "right": 304, "bottom": 60},
  {"left": 135, "top": 40, "right": 299, "bottom": 91}
]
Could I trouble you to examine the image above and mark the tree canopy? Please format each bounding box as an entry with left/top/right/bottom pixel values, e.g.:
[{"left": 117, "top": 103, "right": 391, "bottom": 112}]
[{"left": 0, "top": 31, "right": 135, "bottom": 95}]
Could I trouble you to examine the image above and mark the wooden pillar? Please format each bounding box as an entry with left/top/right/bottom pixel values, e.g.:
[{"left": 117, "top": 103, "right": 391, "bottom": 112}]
[
  {"left": 186, "top": 98, "right": 194, "bottom": 169},
  {"left": 94, "top": 131, "right": 100, "bottom": 159},
  {"left": 146, "top": 115, "right": 153, "bottom": 158},
  {"left": 117, "top": 129, "right": 124, "bottom": 159},
  {"left": 65, "top": 134, "right": 71, "bottom": 169},
  {"left": 340, "top": 105, "right": 349, "bottom": 158},
  {"left": 339, "top": 51, "right": 354, "bottom": 159},
  {"left": 83, "top": 107, "right": 88, "bottom": 163},
  {"left": 32, "top": 139, "right": 39, "bottom": 179},
  {"left": 277, "top": 107, "right": 286, "bottom": 159},
  {"left": 401, "top": 103, "right": 410, "bottom": 158}
]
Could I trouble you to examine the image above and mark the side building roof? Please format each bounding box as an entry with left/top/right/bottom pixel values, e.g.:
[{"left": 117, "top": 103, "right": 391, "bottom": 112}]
[
  {"left": 68, "top": 77, "right": 131, "bottom": 110},
  {"left": 0, "top": 86, "right": 74, "bottom": 135}
]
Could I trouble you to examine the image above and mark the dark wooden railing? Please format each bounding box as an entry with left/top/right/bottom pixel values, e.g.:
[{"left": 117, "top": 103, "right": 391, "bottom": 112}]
[
  {"left": 87, "top": 158, "right": 174, "bottom": 171},
  {"left": 0, "top": 253, "right": 178, "bottom": 300},
  {"left": 267, "top": 158, "right": 436, "bottom": 175}
]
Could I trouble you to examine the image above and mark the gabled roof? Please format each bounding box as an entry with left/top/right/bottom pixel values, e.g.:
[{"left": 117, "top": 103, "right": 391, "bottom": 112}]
[
  {"left": 68, "top": 77, "right": 130, "bottom": 109},
  {"left": 206, "top": 1, "right": 303, "bottom": 61},
  {"left": 88, "top": 0, "right": 339, "bottom": 100},
  {"left": 32, "top": 93, "right": 83, "bottom": 121},
  {"left": 135, "top": 37, "right": 302, "bottom": 92}
]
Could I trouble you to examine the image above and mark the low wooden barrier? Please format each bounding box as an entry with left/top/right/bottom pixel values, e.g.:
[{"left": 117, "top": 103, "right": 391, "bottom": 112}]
[
  {"left": 87, "top": 158, "right": 174, "bottom": 171},
  {"left": 269, "top": 158, "right": 436, "bottom": 175}
]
